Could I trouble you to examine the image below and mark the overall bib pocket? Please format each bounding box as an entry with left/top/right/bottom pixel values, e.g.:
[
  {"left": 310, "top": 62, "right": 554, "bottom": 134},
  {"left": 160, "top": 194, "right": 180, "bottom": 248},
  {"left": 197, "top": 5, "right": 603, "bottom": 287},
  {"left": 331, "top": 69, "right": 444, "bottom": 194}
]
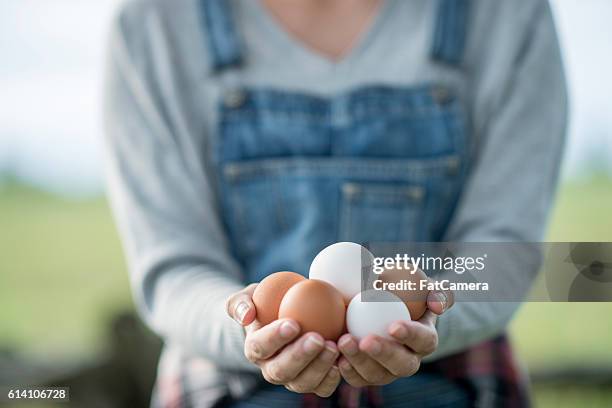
[{"left": 339, "top": 182, "right": 425, "bottom": 243}]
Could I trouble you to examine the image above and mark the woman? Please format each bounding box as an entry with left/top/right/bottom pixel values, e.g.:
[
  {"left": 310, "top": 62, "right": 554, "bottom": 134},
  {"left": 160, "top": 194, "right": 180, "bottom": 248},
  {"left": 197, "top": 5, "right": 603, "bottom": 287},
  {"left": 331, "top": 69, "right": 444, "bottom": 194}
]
[{"left": 104, "top": 0, "right": 567, "bottom": 406}]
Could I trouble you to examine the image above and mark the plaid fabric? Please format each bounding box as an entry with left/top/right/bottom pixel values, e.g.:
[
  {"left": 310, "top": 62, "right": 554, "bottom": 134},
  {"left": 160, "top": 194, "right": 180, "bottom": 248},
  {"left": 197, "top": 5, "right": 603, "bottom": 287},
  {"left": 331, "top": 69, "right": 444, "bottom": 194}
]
[
  {"left": 154, "top": 334, "right": 529, "bottom": 408},
  {"left": 420, "top": 335, "right": 530, "bottom": 408}
]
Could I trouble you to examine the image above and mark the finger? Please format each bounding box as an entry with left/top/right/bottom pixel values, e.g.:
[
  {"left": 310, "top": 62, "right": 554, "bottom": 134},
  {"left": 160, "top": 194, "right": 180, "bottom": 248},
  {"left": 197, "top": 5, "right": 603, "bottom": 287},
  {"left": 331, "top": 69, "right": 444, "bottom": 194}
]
[
  {"left": 314, "top": 366, "right": 341, "bottom": 398},
  {"left": 359, "top": 335, "right": 420, "bottom": 377},
  {"left": 261, "top": 333, "right": 325, "bottom": 384},
  {"left": 226, "top": 283, "right": 258, "bottom": 325},
  {"left": 337, "top": 357, "right": 368, "bottom": 388},
  {"left": 426, "top": 289, "right": 454, "bottom": 315},
  {"left": 337, "top": 334, "right": 393, "bottom": 385},
  {"left": 418, "top": 309, "right": 438, "bottom": 326},
  {"left": 286, "top": 341, "right": 339, "bottom": 393},
  {"left": 244, "top": 318, "right": 300, "bottom": 362},
  {"left": 388, "top": 316, "right": 438, "bottom": 355}
]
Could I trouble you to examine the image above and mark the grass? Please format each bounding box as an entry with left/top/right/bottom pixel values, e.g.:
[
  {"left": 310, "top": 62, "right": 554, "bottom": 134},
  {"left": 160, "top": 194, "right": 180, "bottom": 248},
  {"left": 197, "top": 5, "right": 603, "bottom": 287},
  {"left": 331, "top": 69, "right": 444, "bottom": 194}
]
[
  {"left": 1, "top": 176, "right": 611, "bottom": 406},
  {"left": 0, "top": 182, "right": 132, "bottom": 358},
  {"left": 511, "top": 176, "right": 612, "bottom": 369},
  {"left": 511, "top": 176, "right": 612, "bottom": 407}
]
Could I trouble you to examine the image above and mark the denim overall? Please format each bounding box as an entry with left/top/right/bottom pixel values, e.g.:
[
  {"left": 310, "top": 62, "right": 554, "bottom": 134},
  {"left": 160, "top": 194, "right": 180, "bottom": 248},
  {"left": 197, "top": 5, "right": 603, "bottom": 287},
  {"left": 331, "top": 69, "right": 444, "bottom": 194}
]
[{"left": 202, "top": 0, "right": 471, "bottom": 406}]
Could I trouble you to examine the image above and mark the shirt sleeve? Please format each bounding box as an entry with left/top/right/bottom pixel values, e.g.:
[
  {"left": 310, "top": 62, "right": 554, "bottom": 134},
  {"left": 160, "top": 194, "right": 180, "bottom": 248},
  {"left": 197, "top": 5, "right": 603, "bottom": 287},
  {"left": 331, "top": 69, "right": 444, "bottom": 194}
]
[
  {"left": 429, "top": 0, "right": 568, "bottom": 359},
  {"left": 102, "top": 3, "right": 256, "bottom": 371}
]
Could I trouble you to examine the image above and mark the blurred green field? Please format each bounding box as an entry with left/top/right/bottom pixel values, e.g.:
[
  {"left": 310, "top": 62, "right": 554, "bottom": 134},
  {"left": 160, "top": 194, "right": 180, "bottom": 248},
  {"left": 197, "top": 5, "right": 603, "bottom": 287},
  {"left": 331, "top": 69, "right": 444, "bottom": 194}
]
[
  {"left": 1, "top": 176, "right": 611, "bottom": 407},
  {"left": 0, "top": 183, "right": 132, "bottom": 358},
  {"left": 512, "top": 176, "right": 612, "bottom": 368}
]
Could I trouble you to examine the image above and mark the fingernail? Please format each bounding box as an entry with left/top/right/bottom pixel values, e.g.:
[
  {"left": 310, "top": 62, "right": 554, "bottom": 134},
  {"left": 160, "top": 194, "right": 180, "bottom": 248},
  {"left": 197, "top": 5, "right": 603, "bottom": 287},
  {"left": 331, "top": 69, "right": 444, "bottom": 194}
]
[
  {"left": 304, "top": 335, "right": 324, "bottom": 354},
  {"left": 390, "top": 322, "right": 407, "bottom": 339},
  {"left": 234, "top": 302, "right": 250, "bottom": 323},
  {"left": 435, "top": 292, "right": 448, "bottom": 312},
  {"left": 322, "top": 343, "right": 338, "bottom": 362},
  {"left": 279, "top": 320, "right": 299, "bottom": 339},
  {"left": 367, "top": 339, "right": 382, "bottom": 356},
  {"left": 339, "top": 337, "right": 358, "bottom": 356}
]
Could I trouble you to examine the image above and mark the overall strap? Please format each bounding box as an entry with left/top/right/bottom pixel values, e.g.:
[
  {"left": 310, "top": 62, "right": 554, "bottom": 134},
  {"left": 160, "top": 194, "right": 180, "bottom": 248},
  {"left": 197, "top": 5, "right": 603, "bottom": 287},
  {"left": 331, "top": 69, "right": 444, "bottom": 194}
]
[
  {"left": 199, "top": 0, "right": 244, "bottom": 71},
  {"left": 431, "top": 0, "right": 471, "bottom": 65}
]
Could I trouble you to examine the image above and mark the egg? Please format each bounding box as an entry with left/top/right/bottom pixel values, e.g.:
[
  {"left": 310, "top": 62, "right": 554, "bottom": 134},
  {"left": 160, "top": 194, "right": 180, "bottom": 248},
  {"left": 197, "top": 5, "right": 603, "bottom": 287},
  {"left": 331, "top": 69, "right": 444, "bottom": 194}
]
[
  {"left": 252, "top": 271, "right": 305, "bottom": 326},
  {"left": 278, "top": 279, "right": 346, "bottom": 341},
  {"left": 309, "top": 242, "right": 374, "bottom": 302},
  {"left": 379, "top": 266, "right": 428, "bottom": 320},
  {"left": 346, "top": 290, "right": 411, "bottom": 340}
]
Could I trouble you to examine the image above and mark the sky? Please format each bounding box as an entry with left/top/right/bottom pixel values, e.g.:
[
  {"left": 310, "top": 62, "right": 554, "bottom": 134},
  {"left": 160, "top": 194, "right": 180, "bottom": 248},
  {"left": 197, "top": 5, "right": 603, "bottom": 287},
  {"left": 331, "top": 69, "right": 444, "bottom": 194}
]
[{"left": 0, "top": 0, "right": 611, "bottom": 196}]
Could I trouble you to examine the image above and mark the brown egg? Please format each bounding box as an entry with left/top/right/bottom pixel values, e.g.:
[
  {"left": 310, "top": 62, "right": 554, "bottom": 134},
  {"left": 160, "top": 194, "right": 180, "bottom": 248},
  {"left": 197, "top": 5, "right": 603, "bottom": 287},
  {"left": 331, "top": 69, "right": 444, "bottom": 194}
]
[
  {"left": 278, "top": 279, "right": 346, "bottom": 341},
  {"left": 252, "top": 271, "right": 306, "bottom": 326},
  {"left": 380, "top": 266, "right": 428, "bottom": 320}
]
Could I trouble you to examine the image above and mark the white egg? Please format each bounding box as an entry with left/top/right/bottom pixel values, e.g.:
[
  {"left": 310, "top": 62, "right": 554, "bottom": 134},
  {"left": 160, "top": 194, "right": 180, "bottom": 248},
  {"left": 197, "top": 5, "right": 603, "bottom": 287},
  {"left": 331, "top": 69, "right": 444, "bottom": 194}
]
[
  {"left": 309, "top": 242, "right": 374, "bottom": 302},
  {"left": 346, "top": 290, "right": 411, "bottom": 340}
]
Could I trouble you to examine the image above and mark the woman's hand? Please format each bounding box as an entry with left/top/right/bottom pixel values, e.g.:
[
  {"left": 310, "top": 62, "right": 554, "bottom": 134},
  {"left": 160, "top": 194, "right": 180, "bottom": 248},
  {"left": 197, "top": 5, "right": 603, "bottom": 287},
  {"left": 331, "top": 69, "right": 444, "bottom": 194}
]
[
  {"left": 337, "top": 289, "right": 454, "bottom": 387},
  {"left": 226, "top": 284, "right": 342, "bottom": 397}
]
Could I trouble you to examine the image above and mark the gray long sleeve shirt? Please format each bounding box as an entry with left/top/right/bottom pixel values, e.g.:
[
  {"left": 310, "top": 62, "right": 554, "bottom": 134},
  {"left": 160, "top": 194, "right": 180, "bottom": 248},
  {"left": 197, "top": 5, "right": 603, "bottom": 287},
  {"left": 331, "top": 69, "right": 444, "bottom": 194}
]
[{"left": 103, "top": 0, "right": 567, "bottom": 400}]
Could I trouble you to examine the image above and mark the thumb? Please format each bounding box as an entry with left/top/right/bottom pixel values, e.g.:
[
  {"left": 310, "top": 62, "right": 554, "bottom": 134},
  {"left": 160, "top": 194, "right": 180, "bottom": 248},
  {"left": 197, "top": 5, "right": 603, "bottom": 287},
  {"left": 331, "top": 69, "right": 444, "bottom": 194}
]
[
  {"left": 426, "top": 288, "right": 454, "bottom": 315},
  {"left": 226, "top": 283, "right": 258, "bottom": 326}
]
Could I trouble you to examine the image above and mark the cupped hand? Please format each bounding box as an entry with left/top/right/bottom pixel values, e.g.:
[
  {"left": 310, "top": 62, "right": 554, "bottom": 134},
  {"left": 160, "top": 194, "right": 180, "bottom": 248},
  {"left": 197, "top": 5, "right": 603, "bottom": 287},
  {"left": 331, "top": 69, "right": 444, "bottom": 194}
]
[
  {"left": 226, "top": 283, "right": 342, "bottom": 397},
  {"left": 337, "top": 289, "right": 454, "bottom": 387}
]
